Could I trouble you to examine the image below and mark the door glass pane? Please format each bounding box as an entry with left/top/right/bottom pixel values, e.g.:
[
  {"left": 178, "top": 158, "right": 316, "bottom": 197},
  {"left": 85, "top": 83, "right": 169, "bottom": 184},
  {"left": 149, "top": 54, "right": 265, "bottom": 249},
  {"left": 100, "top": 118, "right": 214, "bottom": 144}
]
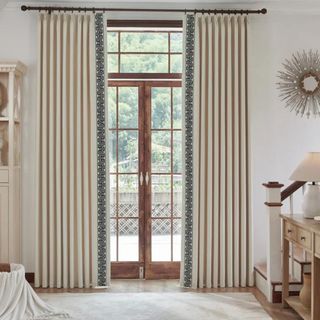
[
  {"left": 118, "top": 219, "right": 139, "bottom": 261},
  {"left": 109, "top": 130, "right": 117, "bottom": 173},
  {"left": 151, "top": 87, "right": 171, "bottom": 129},
  {"left": 173, "top": 219, "right": 181, "bottom": 261},
  {"left": 152, "top": 219, "right": 171, "bottom": 261},
  {"left": 173, "top": 87, "right": 182, "bottom": 129},
  {"left": 108, "top": 87, "right": 117, "bottom": 128},
  {"left": 118, "top": 87, "right": 138, "bottom": 128},
  {"left": 110, "top": 219, "right": 117, "bottom": 261},
  {"left": 110, "top": 175, "right": 117, "bottom": 218},
  {"left": 118, "top": 130, "right": 138, "bottom": 173},
  {"left": 152, "top": 175, "right": 171, "bottom": 217},
  {"left": 151, "top": 131, "right": 171, "bottom": 173},
  {"left": 173, "top": 175, "right": 182, "bottom": 217},
  {"left": 173, "top": 131, "right": 182, "bottom": 173},
  {"left": 119, "top": 174, "right": 139, "bottom": 217}
]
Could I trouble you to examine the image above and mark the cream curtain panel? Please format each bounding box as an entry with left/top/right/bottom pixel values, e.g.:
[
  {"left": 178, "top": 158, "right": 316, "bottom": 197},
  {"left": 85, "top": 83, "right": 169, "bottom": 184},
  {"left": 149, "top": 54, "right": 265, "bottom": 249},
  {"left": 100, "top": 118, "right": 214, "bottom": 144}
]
[
  {"left": 181, "top": 14, "right": 253, "bottom": 288},
  {"left": 35, "top": 13, "right": 109, "bottom": 288}
]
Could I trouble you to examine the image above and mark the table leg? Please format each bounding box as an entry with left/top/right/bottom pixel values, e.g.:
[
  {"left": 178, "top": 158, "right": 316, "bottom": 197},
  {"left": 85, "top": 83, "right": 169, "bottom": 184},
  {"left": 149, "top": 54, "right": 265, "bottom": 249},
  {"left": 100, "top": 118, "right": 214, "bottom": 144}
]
[
  {"left": 312, "top": 254, "right": 320, "bottom": 320},
  {"left": 282, "top": 236, "right": 289, "bottom": 307}
]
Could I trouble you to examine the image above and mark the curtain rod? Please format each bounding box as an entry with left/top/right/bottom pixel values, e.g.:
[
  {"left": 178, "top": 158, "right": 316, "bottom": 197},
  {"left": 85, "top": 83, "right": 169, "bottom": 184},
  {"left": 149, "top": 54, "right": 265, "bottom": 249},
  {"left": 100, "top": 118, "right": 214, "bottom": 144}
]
[{"left": 21, "top": 5, "right": 267, "bottom": 15}]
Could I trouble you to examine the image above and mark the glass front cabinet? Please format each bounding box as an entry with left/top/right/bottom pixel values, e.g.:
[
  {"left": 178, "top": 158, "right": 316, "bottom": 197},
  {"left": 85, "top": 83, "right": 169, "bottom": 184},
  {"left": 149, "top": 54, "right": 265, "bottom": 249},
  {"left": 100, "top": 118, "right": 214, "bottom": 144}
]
[{"left": 0, "top": 62, "right": 26, "bottom": 263}]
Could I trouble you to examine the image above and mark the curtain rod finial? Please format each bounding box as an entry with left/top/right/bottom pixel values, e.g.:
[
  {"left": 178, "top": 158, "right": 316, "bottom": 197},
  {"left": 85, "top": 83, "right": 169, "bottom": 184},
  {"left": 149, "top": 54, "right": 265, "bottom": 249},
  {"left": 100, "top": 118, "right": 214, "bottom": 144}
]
[
  {"left": 261, "top": 8, "right": 267, "bottom": 14},
  {"left": 21, "top": 5, "right": 27, "bottom": 11}
]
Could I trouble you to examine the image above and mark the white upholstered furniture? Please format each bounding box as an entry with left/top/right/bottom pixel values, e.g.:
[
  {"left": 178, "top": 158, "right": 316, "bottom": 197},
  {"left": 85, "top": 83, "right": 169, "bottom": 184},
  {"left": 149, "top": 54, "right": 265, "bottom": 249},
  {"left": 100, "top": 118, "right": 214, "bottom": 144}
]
[{"left": 0, "top": 264, "right": 68, "bottom": 319}]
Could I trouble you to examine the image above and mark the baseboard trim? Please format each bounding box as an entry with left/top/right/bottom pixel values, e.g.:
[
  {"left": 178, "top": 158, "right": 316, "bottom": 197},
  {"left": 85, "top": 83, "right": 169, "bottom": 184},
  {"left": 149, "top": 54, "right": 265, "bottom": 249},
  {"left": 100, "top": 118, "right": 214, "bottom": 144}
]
[{"left": 25, "top": 272, "right": 35, "bottom": 284}]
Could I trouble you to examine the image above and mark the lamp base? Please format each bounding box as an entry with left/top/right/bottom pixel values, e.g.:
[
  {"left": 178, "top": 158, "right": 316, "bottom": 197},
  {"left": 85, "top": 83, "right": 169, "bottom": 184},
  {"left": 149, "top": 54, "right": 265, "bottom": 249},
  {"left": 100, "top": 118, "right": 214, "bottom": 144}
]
[{"left": 302, "top": 184, "right": 320, "bottom": 219}]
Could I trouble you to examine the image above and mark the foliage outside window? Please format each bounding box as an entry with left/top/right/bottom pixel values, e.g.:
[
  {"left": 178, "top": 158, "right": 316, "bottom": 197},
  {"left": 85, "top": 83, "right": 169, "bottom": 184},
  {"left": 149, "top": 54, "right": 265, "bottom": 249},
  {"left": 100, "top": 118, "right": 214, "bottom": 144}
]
[{"left": 107, "top": 29, "right": 183, "bottom": 74}]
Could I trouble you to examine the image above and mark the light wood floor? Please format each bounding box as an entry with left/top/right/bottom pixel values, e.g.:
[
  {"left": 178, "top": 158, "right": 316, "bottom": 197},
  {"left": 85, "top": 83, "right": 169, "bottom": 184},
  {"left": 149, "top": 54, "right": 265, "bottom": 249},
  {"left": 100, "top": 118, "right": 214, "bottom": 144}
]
[{"left": 36, "top": 280, "right": 300, "bottom": 320}]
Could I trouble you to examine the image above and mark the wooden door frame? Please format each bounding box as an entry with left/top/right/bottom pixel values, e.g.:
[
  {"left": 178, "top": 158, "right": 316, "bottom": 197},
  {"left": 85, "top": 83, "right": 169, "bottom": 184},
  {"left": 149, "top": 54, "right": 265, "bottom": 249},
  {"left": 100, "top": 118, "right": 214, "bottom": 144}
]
[{"left": 109, "top": 80, "right": 182, "bottom": 279}]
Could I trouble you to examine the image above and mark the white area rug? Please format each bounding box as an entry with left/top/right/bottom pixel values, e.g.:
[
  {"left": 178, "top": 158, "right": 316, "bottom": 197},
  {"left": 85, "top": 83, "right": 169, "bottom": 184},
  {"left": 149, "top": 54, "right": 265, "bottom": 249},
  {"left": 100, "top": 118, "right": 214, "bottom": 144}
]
[{"left": 39, "top": 292, "right": 271, "bottom": 320}]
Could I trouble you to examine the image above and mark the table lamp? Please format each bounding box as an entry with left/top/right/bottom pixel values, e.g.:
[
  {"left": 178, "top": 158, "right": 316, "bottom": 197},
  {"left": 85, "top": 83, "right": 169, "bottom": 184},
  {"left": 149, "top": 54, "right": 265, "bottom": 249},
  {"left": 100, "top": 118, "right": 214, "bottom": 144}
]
[{"left": 290, "top": 152, "right": 320, "bottom": 219}]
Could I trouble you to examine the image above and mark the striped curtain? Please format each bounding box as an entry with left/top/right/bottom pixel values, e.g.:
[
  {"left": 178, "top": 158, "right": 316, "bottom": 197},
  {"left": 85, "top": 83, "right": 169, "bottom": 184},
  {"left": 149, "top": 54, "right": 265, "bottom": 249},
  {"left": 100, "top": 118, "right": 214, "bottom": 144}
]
[
  {"left": 35, "top": 12, "right": 109, "bottom": 288},
  {"left": 181, "top": 14, "right": 253, "bottom": 288}
]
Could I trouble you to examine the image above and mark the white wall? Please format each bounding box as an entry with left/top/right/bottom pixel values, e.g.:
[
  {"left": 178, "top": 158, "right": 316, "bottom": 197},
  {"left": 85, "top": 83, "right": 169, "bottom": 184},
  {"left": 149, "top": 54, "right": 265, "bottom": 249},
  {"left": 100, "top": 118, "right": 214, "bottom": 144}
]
[
  {"left": 1, "top": 1, "right": 320, "bottom": 272},
  {"left": 250, "top": 10, "right": 320, "bottom": 264}
]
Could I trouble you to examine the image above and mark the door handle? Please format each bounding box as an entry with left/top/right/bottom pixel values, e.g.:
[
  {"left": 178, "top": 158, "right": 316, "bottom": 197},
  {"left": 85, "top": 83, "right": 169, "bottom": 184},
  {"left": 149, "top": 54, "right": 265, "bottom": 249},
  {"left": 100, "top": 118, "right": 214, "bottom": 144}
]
[
  {"left": 140, "top": 172, "right": 144, "bottom": 186},
  {"left": 145, "top": 172, "right": 149, "bottom": 186}
]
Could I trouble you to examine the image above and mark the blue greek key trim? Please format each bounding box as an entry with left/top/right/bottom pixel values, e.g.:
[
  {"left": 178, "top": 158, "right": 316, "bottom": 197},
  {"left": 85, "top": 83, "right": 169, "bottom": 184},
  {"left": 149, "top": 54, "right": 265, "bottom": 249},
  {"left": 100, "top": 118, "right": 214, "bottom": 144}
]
[
  {"left": 183, "top": 14, "right": 195, "bottom": 288},
  {"left": 95, "top": 13, "right": 107, "bottom": 287}
]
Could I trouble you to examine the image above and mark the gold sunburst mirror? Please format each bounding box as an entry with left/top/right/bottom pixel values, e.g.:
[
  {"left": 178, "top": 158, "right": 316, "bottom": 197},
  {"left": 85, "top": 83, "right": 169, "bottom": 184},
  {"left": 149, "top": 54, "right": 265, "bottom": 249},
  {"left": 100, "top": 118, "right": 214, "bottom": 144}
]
[{"left": 277, "top": 50, "right": 320, "bottom": 118}]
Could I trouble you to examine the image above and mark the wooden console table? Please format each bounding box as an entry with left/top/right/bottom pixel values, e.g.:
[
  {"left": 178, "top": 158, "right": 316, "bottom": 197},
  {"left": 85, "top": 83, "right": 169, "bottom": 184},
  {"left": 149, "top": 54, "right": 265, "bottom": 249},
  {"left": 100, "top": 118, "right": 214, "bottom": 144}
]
[{"left": 281, "top": 214, "right": 320, "bottom": 320}]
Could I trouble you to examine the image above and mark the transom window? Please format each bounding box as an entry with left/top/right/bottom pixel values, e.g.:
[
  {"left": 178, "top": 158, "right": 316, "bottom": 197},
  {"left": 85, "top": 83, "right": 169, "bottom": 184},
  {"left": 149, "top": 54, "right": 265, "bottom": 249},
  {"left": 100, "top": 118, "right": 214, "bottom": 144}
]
[{"left": 107, "top": 28, "right": 183, "bottom": 75}]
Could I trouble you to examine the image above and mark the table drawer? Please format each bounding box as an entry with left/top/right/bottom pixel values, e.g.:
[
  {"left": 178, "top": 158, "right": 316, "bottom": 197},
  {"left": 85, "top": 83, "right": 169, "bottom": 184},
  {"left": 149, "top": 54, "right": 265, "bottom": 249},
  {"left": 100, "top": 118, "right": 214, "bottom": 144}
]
[
  {"left": 0, "top": 170, "right": 8, "bottom": 183},
  {"left": 296, "top": 227, "right": 312, "bottom": 250},
  {"left": 284, "top": 221, "right": 296, "bottom": 241}
]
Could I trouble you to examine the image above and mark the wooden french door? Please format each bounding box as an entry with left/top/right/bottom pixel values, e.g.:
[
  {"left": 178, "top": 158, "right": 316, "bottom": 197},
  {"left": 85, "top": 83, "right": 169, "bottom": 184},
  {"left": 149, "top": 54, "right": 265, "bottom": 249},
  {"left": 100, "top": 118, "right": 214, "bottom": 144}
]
[{"left": 109, "top": 80, "right": 182, "bottom": 279}]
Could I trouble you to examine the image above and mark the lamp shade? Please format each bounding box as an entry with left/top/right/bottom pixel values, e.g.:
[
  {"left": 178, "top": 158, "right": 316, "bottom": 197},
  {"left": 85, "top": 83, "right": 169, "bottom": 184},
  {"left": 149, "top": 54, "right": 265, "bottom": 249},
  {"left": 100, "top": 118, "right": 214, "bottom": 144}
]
[{"left": 290, "top": 152, "right": 320, "bottom": 182}]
